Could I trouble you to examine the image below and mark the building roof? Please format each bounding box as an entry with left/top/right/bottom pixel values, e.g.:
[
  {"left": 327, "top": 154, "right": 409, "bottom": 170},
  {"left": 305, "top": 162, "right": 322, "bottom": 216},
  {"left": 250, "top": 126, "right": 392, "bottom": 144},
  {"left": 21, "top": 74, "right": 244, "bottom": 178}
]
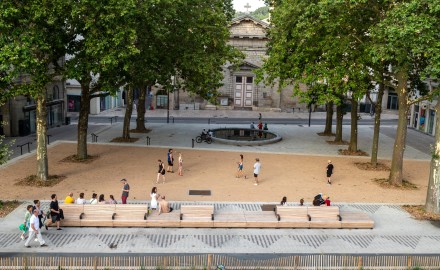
[{"left": 230, "top": 15, "right": 270, "bottom": 29}]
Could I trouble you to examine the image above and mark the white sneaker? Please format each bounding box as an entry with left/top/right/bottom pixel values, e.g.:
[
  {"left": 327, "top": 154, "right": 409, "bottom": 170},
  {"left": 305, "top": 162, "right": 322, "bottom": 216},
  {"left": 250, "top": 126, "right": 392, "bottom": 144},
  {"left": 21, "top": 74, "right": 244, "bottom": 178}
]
[{"left": 20, "top": 235, "right": 25, "bottom": 241}]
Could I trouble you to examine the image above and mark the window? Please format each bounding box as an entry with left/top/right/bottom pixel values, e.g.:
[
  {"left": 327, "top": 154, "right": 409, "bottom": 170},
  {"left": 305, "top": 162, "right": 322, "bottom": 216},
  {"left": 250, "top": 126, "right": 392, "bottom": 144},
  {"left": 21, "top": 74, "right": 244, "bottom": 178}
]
[
  {"left": 246, "top": 77, "right": 253, "bottom": 84},
  {"left": 235, "top": 76, "right": 242, "bottom": 83}
]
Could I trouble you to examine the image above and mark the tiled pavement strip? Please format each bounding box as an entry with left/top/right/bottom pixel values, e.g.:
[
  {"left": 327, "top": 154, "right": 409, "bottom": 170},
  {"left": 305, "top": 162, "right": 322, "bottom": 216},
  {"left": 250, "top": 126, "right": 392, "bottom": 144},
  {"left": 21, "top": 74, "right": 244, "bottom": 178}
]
[{"left": 0, "top": 109, "right": 439, "bottom": 256}]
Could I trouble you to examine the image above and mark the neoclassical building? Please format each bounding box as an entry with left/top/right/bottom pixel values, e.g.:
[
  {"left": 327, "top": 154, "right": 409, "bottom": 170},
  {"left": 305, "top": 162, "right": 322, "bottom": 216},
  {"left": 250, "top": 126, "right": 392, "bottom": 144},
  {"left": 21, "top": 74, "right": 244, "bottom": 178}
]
[{"left": 165, "top": 15, "right": 304, "bottom": 112}]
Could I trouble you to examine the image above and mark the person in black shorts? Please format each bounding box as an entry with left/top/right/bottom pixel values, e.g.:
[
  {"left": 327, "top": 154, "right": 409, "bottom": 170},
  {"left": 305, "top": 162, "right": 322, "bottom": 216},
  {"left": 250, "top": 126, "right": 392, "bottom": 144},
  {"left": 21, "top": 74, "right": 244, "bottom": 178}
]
[
  {"left": 167, "top": 149, "right": 174, "bottom": 173},
  {"left": 326, "top": 160, "right": 334, "bottom": 185},
  {"left": 157, "top": 159, "right": 166, "bottom": 184},
  {"left": 48, "top": 194, "right": 62, "bottom": 230}
]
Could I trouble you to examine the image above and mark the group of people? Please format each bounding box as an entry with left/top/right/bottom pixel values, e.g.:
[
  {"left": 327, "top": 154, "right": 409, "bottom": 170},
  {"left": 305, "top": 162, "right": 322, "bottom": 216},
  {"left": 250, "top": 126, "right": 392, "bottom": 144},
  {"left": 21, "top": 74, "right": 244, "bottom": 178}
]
[
  {"left": 19, "top": 194, "right": 64, "bottom": 248},
  {"left": 235, "top": 154, "right": 261, "bottom": 186},
  {"left": 150, "top": 187, "right": 173, "bottom": 214},
  {"left": 279, "top": 194, "right": 330, "bottom": 206},
  {"left": 64, "top": 192, "right": 119, "bottom": 205},
  {"left": 157, "top": 149, "right": 184, "bottom": 183}
]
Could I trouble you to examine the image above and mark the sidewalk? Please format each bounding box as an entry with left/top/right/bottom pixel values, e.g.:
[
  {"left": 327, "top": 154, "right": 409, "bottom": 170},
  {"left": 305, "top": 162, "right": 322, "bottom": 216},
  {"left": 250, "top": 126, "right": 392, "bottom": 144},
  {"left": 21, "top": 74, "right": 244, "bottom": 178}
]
[
  {"left": 0, "top": 201, "right": 439, "bottom": 255},
  {"left": 70, "top": 107, "right": 400, "bottom": 120}
]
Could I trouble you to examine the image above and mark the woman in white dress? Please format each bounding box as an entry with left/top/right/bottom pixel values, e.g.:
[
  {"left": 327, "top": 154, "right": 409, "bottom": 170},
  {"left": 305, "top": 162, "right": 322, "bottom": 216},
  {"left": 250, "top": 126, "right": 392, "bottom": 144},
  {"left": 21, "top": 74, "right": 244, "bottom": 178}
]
[{"left": 150, "top": 187, "right": 159, "bottom": 210}]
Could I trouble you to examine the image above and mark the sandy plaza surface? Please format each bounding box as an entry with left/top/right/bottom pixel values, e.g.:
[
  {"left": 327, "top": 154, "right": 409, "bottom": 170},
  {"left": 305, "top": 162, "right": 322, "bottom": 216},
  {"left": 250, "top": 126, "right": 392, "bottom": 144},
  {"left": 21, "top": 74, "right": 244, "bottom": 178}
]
[{"left": 0, "top": 142, "right": 430, "bottom": 204}]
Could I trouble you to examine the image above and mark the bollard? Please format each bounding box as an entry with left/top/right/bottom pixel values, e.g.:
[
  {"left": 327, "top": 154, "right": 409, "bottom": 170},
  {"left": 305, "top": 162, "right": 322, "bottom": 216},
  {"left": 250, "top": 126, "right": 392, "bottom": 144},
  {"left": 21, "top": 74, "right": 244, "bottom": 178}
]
[
  {"left": 91, "top": 133, "right": 98, "bottom": 143},
  {"left": 146, "top": 136, "right": 150, "bottom": 145},
  {"left": 172, "top": 116, "right": 175, "bottom": 123},
  {"left": 192, "top": 139, "right": 194, "bottom": 148},
  {"left": 47, "top": 134, "right": 52, "bottom": 145}
]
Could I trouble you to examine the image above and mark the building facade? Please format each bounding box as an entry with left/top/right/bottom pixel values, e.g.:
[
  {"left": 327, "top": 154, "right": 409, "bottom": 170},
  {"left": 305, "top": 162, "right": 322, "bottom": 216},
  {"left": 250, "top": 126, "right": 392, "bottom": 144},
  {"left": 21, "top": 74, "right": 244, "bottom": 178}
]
[
  {"left": 0, "top": 76, "right": 66, "bottom": 137},
  {"left": 168, "top": 15, "right": 305, "bottom": 112},
  {"left": 66, "top": 79, "right": 123, "bottom": 115}
]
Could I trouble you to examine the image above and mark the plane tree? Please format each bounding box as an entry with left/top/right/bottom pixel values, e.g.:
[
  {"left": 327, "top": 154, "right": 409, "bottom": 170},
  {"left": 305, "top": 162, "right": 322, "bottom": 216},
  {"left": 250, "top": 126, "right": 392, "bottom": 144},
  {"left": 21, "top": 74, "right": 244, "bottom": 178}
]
[
  {"left": 65, "top": 0, "right": 140, "bottom": 159},
  {"left": 0, "top": 0, "right": 72, "bottom": 179},
  {"left": 370, "top": 0, "right": 440, "bottom": 186}
]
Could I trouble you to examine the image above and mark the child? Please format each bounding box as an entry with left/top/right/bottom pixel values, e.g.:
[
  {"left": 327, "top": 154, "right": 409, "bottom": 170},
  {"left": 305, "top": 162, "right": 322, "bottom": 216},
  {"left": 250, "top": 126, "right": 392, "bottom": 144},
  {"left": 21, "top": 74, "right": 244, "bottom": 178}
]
[{"left": 19, "top": 205, "right": 33, "bottom": 240}]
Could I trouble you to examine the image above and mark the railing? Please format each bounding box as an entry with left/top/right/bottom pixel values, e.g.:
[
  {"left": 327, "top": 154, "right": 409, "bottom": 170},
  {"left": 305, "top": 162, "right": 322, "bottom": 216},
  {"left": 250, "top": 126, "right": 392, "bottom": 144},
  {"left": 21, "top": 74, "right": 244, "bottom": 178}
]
[
  {"left": 1, "top": 254, "right": 439, "bottom": 269},
  {"left": 108, "top": 116, "right": 118, "bottom": 125},
  {"left": 16, "top": 142, "right": 32, "bottom": 155}
]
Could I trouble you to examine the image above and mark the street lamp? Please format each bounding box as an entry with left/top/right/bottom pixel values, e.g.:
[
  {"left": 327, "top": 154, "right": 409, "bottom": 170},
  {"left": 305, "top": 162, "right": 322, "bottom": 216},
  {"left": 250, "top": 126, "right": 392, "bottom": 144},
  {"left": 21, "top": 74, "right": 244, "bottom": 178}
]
[
  {"left": 308, "top": 95, "right": 315, "bottom": 127},
  {"left": 167, "top": 88, "right": 169, "bottom": 124}
]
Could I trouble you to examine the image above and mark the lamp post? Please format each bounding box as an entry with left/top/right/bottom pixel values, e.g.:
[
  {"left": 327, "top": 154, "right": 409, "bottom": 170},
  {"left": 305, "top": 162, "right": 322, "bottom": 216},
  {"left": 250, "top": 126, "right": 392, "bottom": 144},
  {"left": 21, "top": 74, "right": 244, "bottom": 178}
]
[
  {"left": 167, "top": 88, "right": 169, "bottom": 124},
  {"left": 308, "top": 95, "right": 315, "bottom": 127}
]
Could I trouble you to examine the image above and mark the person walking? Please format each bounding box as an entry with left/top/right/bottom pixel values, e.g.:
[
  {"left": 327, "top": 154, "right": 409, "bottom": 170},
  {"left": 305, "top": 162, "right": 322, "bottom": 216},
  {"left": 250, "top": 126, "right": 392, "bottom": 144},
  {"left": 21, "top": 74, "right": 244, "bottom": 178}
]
[
  {"left": 235, "top": 154, "right": 246, "bottom": 179},
  {"left": 253, "top": 158, "right": 261, "bottom": 186},
  {"left": 157, "top": 160, "right": 166, "bottom": 184},
  {"left": 32, "top": 200, "right": 45, "bottom": 231},
  {"left": 121, "top": 179, "right": 130, "bottom": 204},
  {"left": 24, "top": 209, "right": 46, "bottom": 247},
  {"left": 167, "top": 149, "right": 174, "bottom": 173},
  {"left": 178, "top": 152, "right": 183, "bottom": 176},
  {"left": 20, "top": 205, "right": 33, "bottom": 240},
  {"left": 326, "top": 160, "right": 334, "bottom": 185}
]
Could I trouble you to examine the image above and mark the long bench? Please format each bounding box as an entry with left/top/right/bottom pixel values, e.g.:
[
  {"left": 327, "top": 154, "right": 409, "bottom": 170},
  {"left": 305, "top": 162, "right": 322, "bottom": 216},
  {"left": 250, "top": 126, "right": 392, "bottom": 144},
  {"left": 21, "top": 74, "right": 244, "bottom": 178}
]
[{"left": 56, "top": 204, "right": 374, "bottom": 229}]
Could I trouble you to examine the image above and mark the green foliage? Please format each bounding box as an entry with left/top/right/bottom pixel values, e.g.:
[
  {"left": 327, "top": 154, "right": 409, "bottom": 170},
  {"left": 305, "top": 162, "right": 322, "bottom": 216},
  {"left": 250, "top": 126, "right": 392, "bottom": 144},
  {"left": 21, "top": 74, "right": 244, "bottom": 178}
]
[{"left": 235, "top": 6, "right": 270, "bottom": 20}]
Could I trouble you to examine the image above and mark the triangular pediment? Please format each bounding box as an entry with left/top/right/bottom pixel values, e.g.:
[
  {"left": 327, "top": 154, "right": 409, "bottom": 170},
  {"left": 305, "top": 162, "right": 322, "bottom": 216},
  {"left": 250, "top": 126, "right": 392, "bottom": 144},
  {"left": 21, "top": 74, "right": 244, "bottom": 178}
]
[
  {"left": 228, "top": 60, "right": 260, "bottom": 71},
  {"left": 230, "top": 15, "right": 269, "bottom": 39}
]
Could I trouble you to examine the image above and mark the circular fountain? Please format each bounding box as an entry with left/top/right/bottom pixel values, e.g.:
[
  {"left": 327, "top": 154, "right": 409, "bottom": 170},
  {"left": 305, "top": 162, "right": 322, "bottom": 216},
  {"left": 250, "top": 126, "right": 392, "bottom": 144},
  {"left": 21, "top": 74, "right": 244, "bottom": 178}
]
[{"left": 210, "top": 128, "right": 282, "bottom": 146}]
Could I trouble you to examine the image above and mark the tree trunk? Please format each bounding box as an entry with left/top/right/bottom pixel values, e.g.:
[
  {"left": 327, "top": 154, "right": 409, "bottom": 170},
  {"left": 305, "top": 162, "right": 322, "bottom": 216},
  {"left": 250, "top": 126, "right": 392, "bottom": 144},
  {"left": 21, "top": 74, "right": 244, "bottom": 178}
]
[
  {"left": 77, "top": 85, "right": 90, "bottom": 160},
  {"left": 348, "top": 98, "right": 358, "bottom": 152},
  {"left": 425, "top": 99, "right": 440, "bottom": 214},
  {"left": 122, "top": 85, "right": 133, "bottom": 139},
  {"left": 371, "top": 80, "right": 384, "bottom": 167},
  {"left": 389, "top": 71, "right": 409, "bottom": 186},
  {"left": 35, "top": 94, "right": 48, "bottom": 181},
  {"left": 334, "top": 104, "right": 344, "bottom": 142},
  {"left": 136, "top": 84, "right": 147, "bottom": 131},
  {"left": 323, "top": 101, "right": 334, "bottom": 135}
]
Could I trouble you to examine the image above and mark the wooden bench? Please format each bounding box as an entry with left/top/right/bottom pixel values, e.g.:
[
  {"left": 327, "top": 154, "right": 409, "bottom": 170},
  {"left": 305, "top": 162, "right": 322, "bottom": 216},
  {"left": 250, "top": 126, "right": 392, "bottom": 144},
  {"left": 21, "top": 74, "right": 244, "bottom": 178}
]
[
  {"left": 340, "top": 211, "right": 374, "bottom": 229},
  {"left": 244, "top": 211, "right": 279, "bottom": 228},
  {"left": 275, "top": 206, "right": 310, "bottom": 228},
  {"left": 214, "top": 212, "right": 246, "bottom": 228},
  {"left": 113, "top": 205, "right": 148, "bottom": 227},
  {"left": 58, "top": 204, "right": 83, "bottom": 227},
  {"left": 146, "top": 210, "right": 181, "bottom": 227},
  {"left": 80, "top": 205, "right": 115, "bottom": 227},
  {"left": 180, "top": 205, "right": 214, "bottom": 227},
  {"left": 308, "top": 206, "right": 342, "bottom": 228}
]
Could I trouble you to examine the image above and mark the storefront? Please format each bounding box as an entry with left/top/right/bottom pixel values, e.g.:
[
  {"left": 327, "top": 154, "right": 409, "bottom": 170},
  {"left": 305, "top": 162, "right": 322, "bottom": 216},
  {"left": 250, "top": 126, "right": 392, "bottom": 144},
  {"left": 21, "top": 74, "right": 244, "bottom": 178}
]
[
  {"left": 23, "top": 100, "right": 64, "bottom": 134},
  {"left": 410, "top": 102, "right": 436, "bottom": 136}
]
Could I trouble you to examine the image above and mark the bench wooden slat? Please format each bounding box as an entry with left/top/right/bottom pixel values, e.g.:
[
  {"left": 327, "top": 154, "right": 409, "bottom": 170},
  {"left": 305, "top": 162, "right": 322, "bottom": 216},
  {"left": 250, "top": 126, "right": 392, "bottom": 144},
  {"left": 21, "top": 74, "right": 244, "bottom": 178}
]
[
  {"left": 146, "top": 211, "right": 181, "bottom": 227},
  {"left": 276, "top": 206, "right": 310, "bottom": 228},
  {"left": 245, "top": 212, "right": 278, "bottom": 228},
  {"left": 308, "top": 206, "right": 342, "bottom": 228},
  {"left": 340, "top": 211, "right": 374, "bottom": 229},
  {"left": 214, "top": 213, "right": 246, "bottom": 228},
  {"left": 59, "top": 204, "right": 83, "bottom": 227},
  {"left": 113, "top": 205, "right": 148, "bottom": 227},
  {"left": 80, "top": 205, "right": 115, "bottom": 227},
  {"left": 180, "top": 205, "right": 214, "bottom": 227}
]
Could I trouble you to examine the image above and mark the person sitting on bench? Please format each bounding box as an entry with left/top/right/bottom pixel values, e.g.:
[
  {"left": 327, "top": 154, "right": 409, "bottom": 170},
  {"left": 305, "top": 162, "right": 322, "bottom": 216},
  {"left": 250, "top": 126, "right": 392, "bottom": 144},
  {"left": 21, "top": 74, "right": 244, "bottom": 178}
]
[{"left": 158, "top": 196, "right": 173, "bottom": 215}]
